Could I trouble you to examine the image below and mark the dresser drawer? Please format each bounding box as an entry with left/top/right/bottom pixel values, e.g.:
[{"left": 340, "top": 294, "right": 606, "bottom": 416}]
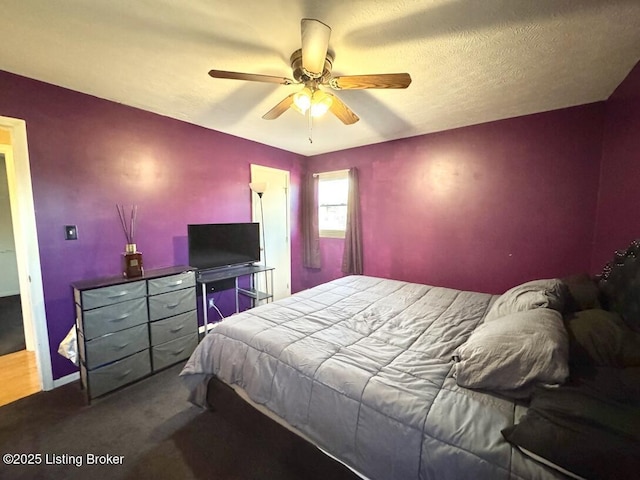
[
  {"left": 148, "top": 287, "right": 196, "bottom": 321},
  {"left": 84, "top": 324, "right": 149, "bottom": 369},
  {"left": 152, "top": 333, "right": 198, "bottom": 371},
  {"left": 78, "top": 297, "right": 148, "bottom": 340},
  {"left": 88, "top": 350, "right": 151, "bottom": 398},
  {"left": 150, "top": 310, "right": 198, "bottom": 346},
  {"left": 77, "top": 280, "right": 146, "bottom": 310},
  {"left": 147, "top": 271, "right": 195, "bottom": 296}
]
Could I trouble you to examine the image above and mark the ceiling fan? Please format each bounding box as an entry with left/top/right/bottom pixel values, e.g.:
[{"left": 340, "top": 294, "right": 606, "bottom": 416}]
[{"left": 208, "top": 18, "right": 412, "bottom": 130}]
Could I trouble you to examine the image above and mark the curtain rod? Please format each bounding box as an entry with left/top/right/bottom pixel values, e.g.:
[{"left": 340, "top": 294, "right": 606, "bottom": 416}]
[{"left": 312, "top": 168, "right": 350, "bottom": 178}]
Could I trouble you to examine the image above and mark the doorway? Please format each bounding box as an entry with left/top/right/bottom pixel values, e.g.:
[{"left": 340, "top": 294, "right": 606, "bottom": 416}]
[
  {"left": 0, "top": 152, "right": 25, "bottom": 356},
  {"left": 250, "top": 165, "right": 291, "bottom": 301},
  {"left": 0, "top": 117, "right": 52, "bottom": 404}
]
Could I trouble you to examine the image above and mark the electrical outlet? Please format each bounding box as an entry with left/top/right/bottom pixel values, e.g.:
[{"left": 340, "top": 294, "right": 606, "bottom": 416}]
[
  {"left": 208, "top": 298, "right": 216, "bottom": 308},
  {"left": 65, "top": 225, "right": 78, "bottom": 240}
]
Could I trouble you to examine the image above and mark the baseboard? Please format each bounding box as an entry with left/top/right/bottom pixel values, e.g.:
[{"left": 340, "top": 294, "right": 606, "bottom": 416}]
[
  {"left": 52, "top": 371, "right": 79, "bottom": 389},
  {"left": 199, "top": 322, "right": 219, "bottom": 335}
]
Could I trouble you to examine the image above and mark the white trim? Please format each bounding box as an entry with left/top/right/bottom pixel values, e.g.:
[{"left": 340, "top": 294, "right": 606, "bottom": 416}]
[
  {"left": 198, "top": 323, "right": 217, "bottom": 335},
  {"left": 250, "top": 164, "right": 292, "bottom": 299},
  {"left": 317, "top": 169, "right": 349, "bottom": 239},
  {"left": 0, "top": 116, "right": 53, "bottom": 391},
  {"left": 313, "top": 169, "right": 349, "bottom": 179},
  {"left": 319, "top": 228, "right": 346, "bottom": 239},
  {"left": 52, "top": 372, "right": 79, "bottom": 389}
]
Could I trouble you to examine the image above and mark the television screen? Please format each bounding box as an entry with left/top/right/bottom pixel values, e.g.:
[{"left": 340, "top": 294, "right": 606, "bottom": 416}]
[{"left": 188, "top": 223, "right": 260, "bottom": 270}]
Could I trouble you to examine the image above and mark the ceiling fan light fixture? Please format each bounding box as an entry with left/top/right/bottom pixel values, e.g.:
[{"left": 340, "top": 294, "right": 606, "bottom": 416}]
[
  {"left": 310, "top": 91, "right": 333, "bottom": 117},
  {"left": 293, "top": 87, "right": 313, "bottom": 114},
  {"left": 292, "top": 87, "right": 333, "bottom": 118}
]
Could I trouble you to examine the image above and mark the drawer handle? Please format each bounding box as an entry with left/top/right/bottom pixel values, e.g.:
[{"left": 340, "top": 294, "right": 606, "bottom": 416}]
[
  {"left": 114, "top": 343, "right": 130, "bottom": 350},
  {"left": 107, "top": 291, "right": 129, "bottom": 299},
  {"left": 165, "top": 302, "right": 180, "bottom": 309},
  {"left": 170, "top": 325, "right": 185, "bottom": 333},
  {"left": 118, "top": 369, "right": 133, "bottom": 379},
  {"left": 172, "top": 347, "right": 186, "bottom": 356},
  {"left": 110, "top": 313, "right": 130, "bottom": 322},
  {"left": 169, "top": 280, "right": 184, "bottom": 286}
]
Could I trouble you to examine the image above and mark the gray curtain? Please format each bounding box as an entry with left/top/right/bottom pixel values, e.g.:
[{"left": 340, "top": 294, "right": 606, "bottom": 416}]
[
  {"left": 341, "top": 168, "right": 363, "bottom": 274},
  {"left": 302, "top": 173, "right": 321, "bottom": 269}
]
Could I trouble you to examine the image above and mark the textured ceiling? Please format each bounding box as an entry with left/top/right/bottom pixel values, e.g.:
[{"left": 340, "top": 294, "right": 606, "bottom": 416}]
[{"left": 2, "top": 0, "right": 640, "bottom": 156}]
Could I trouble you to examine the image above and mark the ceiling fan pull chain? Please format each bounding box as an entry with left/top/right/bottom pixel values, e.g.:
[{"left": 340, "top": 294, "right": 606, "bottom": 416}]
[{"left": 308, "top": 109, "right": 313, "bottom": 143}]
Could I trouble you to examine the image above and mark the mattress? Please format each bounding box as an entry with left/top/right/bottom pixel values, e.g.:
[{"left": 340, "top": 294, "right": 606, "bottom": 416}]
[{"left": 180, "top": 275, "right": 564, "bottom": 480}]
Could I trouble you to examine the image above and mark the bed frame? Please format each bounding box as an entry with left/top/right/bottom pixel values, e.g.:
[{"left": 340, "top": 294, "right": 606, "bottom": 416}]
[{"left": 597, "top": 238, "right": 640, "bottom": 331}]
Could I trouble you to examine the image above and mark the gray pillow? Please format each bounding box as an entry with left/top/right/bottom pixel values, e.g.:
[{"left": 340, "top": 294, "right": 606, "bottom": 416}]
[
  {"left": 485, "top": 278, "right": 565, "bottom": 322},
  {"left": 454, "top": 308, "right": 569, "bottom": 392}
]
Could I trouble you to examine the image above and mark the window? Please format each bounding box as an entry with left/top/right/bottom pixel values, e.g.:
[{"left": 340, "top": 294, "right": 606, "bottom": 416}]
[{"left": 318, "top": 170, "right": 349, "bottom": 238}]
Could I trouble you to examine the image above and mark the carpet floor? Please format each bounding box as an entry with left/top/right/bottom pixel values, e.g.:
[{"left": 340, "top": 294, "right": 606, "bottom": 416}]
[
  {"left": 0, "top": 362, "right": 361, "bottom": 480},
  {"left": 0, "top": 295, "right": 25, "bottom": 357}
]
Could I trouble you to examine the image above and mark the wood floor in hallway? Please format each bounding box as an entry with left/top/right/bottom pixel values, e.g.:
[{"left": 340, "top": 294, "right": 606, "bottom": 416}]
[{"left": 0, "top": 350, "right": 40, "bottom": 407}]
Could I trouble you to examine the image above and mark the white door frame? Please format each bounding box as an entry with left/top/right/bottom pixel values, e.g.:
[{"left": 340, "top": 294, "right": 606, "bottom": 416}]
[
  {"left": 1, "top": 116, "right": 52, "bottom": 391},
  {"left": 250, "top": 164, "right": 291, "bottom": 300}
]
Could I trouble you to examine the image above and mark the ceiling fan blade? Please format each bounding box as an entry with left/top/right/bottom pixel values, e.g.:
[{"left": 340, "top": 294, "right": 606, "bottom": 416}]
[
  {"left": 209, "top": 69, "right": 295, "bottom": 85},
  {"left": 329, "top": 73, "right": 412, "bottom": 90},
  {"left": 328, "top": 94, "right": 359, "bottom": 125},
  {"left": 301, "top": 18, "right": 331, "bottom": 77},
  {"left": 262, "top": 93, "right": 296, "bottom": 120}
]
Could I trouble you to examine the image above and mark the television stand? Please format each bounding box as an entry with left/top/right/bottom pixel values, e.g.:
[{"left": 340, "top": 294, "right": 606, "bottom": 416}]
[{"left": 195, "top": 264, "right": 274, "bottom": 334}]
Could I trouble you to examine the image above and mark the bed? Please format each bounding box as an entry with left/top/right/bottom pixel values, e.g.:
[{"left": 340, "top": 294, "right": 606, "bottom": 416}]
[{"left": 180, "top": 241, "right": 640, "bottom": 480}]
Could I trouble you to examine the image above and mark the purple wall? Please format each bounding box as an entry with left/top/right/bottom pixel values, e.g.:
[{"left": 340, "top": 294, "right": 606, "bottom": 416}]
[
  {"left": 591, "top": 61, "right": 640, "bottom": 271},
  {"left": 0, "top": 70, "right": 303, "bottom": 380},
  {"left": 304, "top": 104, "right": 605, "bottom": 294},
  {"left": 2, "top": 59, "right": 638, "bottom": 382}
]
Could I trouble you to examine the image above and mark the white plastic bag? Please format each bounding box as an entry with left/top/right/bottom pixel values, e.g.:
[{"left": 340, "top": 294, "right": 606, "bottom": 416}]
[{"left": 58, "top": 324, "right": 79, "bottom": 366}]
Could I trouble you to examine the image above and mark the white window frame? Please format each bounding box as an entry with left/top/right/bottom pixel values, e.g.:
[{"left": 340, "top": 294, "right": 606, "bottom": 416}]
[{"left": 317, "top": 169, "right": 349, "bottom": 239}]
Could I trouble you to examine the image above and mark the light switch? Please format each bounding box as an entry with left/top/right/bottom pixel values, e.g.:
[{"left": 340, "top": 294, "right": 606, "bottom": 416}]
[{"left": 65, "top": 225, "right": 78, "bottom": 240}]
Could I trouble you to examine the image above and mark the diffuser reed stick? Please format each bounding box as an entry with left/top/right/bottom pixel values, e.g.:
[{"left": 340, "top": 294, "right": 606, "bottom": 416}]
[{"left": 116, "top": 204, "right": 137, "bottom": 245}]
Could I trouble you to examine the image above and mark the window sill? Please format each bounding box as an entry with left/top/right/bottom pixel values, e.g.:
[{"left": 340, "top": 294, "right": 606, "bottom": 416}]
[{"left": 320, "top": 230, "right": 345, "bottom": 239}]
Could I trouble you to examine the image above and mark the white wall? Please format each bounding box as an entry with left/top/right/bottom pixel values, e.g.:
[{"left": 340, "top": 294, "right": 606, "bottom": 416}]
[{"left": 0, "top": 154, "right": 20, "bottom": 297}]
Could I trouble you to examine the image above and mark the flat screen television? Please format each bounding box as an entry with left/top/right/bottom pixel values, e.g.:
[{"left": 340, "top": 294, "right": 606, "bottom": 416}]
[{"left": 188, "top": 222, "right": 260, "bottom": 270}]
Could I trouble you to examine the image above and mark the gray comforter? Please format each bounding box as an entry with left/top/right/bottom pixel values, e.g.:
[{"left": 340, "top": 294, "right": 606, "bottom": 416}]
[{"left": 181, "top": 275, "right": 563, "bottom": 480}]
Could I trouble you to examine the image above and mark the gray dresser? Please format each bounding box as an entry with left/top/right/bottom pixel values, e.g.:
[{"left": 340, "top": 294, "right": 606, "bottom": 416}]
[{"left": 72, "top": 266, "right": 198, "bottom": 401}]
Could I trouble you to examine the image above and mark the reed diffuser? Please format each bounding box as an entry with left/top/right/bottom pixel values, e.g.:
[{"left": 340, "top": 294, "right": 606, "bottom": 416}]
[{"left": 117, "top": 204, "right": 143, "bottom": 278}]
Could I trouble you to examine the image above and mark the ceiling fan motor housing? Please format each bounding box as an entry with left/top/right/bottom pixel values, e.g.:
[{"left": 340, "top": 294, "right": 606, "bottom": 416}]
[{"left": 290, "top": 49, "right": 334, "bottom": 84}]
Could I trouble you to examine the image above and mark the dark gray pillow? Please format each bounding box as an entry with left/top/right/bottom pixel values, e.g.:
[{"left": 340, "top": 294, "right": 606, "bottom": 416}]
[
  {"left": 561, "top": 273, "right": 601, "bottom": 313},
  {"left": 565, "top": 309, "right": 640, "bottom": 367}
]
